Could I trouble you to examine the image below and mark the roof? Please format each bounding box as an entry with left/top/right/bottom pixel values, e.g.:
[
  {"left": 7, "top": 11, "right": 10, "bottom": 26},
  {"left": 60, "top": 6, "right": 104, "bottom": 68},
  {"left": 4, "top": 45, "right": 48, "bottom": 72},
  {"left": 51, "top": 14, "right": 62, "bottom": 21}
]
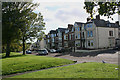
[
  {"left": 75, "top": 22, "right": 85, "bottom": 26},
  {"left": 50, "top": 30, "right": 56, "bottom": 34},
  {"left": 57, "top": 28, "right": 67, "bottom": 32},
  {"left": 89, "top": 19, "right": 120, "bottom": 28}
]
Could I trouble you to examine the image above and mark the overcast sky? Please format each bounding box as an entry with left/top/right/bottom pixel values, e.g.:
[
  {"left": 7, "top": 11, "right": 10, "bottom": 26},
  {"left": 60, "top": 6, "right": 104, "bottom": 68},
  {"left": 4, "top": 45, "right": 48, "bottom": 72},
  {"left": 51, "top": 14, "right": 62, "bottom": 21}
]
[{"left": 33, "top": 0, "right": 118, "bottom": 34}]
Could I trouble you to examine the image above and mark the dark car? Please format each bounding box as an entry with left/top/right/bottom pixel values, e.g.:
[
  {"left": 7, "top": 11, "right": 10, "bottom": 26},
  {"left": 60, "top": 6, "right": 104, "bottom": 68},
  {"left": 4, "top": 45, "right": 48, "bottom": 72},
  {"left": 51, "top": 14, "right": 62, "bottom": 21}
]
[
  {"left": 37, "top": 49, "right": 48, "bottom": 55},
  {"left": 56, "top": 49, "right": 62, "bottom": 53},
  {"left": 113, "top": 46, "right": 120, "bottom": 50},
  {"left": 26, "top": 50, "right": 32, "bottom": 54}
]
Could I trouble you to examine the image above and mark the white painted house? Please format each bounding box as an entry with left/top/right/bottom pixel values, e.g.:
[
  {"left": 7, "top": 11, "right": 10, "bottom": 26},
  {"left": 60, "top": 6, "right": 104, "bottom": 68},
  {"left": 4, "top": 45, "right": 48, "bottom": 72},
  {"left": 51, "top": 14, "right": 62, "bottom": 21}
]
[{"left": 84, "top": 15, "right": 119, "bottom": 49}]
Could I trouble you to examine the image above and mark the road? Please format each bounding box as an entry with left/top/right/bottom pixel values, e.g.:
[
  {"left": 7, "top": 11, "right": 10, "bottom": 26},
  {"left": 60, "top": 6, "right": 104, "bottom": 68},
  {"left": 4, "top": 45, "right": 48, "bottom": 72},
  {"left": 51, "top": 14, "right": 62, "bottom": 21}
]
[{"left": 46, "top": 50, "right": 119, "bottom": 64}]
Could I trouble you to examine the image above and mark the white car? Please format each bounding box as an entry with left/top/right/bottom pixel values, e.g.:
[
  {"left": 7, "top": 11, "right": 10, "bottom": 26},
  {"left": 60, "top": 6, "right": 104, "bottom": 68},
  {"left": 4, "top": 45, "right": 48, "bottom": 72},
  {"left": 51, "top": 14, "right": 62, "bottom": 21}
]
[
  {"left": 37, "top": 49, "right": 48, "bottom": 55},
  {"left": 50, "top": 49, "right": 56, "bottom": 53}
]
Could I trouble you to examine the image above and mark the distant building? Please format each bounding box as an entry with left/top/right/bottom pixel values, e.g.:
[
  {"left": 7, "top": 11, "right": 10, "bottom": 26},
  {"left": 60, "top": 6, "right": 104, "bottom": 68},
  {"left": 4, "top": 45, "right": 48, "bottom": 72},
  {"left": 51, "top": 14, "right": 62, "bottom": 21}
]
[
  {"left": 49, "top": 30, "right": 56, "bottom": 49},
  {"left": 30, "top": 40, "right": 41, "bottom": 50},
  {"left": 63, "top": 24, "right": 74, "bottom": 51},
  {"left": 45, "top": 28, "right": 67, "bottom": 50}
]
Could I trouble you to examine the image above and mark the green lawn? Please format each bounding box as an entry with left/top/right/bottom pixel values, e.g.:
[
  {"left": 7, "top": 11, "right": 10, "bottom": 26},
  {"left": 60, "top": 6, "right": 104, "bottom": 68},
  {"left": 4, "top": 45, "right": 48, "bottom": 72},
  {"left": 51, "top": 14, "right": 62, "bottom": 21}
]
[
  {"left": 12, "top": 62, "right": 118, "bottom": 78},
  {"left": 1, "top": 52, "right": 25, "bottom": 58},
  {"left": 2, "top": 52, "right": 74, "bottom": 75}
]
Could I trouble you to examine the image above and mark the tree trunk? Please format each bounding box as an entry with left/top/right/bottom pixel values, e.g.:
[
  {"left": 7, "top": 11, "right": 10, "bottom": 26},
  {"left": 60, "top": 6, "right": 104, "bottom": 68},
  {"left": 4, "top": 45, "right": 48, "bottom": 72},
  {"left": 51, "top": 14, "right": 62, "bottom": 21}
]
[
  {"left": 22, "top": 36, "right": 25, "bottom": 55},
  {"left": 5, "top": 41, "right": 10, "bottom": 57}
]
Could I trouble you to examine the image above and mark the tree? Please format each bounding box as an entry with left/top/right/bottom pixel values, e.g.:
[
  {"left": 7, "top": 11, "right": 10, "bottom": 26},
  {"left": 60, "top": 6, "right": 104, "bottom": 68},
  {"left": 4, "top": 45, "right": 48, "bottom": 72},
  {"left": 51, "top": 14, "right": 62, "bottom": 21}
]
[
  {"left": 19, "top": 11, "right": 45, "bottom": 55},
  {"left": 84, "top": 2, "right": 120, "bottom": 19},
  {"left": 84, "top": 2, "right": 96, "bottom": 19},
  {"left": 2, "top": 2, "right": 45, "bottom": 57},
  {"left": 2, "top": 2, "right": 22, "bottom": 57}
]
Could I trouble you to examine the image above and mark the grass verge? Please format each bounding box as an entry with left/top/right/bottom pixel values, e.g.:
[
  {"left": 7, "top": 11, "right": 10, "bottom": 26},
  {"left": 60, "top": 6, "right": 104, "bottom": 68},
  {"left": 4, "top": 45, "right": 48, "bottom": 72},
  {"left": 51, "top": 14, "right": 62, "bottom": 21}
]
[
  {"left": 2, "top": 52, "right": 74, "bottom": 75},
  {"left": 12, "top": 62, "right": 118, "bottom": 78}
]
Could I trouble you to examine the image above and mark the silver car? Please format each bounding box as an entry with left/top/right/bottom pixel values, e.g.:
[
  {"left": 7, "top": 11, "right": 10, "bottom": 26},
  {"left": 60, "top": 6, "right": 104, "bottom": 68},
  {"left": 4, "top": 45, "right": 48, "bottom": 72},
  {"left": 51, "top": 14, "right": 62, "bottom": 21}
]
[
  {"left": 50, "top": 49, "right": 56, "bottom": 53},
  {"left": 37, "top": 49, "right": 48, "bottom": 55}
]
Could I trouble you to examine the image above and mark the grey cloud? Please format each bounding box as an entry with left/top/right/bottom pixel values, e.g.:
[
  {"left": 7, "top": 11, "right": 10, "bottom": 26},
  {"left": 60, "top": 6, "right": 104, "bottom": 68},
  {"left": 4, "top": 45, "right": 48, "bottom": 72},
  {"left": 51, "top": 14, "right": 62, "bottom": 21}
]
[{"left": 55, "top": 8, "right": 88, "bottom": 22}]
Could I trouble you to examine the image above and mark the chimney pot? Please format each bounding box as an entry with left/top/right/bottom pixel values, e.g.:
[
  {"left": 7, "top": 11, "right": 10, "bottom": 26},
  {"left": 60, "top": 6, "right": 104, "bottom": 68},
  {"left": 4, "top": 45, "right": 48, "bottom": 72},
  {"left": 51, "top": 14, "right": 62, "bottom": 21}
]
[
  {"left": 87, "top": 18, "right": 91, "bottom": 22},
  {"left": 96, "top": 15, "right": 100, "bottom": 20}
]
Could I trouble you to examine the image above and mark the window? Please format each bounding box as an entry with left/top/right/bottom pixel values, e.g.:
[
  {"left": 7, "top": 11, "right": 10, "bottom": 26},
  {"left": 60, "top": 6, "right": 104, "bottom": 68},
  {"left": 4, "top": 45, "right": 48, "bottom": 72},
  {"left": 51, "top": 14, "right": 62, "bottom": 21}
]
[
  {"left": 64, "top": 42, "right": 68, "bottom": 46},
  {"left": 65, "top": 30, "right": 69, "bottom": 33},
  {"left": 48, "top": 39, "right": 50, "bottom": 42},
  {"left": 72, "top": 28, "right": 74, "bottom": 32},
  {"left": 88, "top": 41, "right": 90, "bottom": 46},
  {"left": 78, "top": 27, "right": 80, "bottom": 31},
  {"left": 78, "top": 33, "right": 80, "bottom": 39},
  {"left": 90, "top": 24, "right": 92, "bottom": 27},
  {"left": 78, "top": 43, "right": 80, "bottom": 46},
  {"left": 87, "top": 24, "right": 89, "bottom": 28},
  {"left": 90, "top": 31, "right": 93, "bottom": 37},
  {"left": 55, "top": 34, "right": 56, "bottom": 37},
  {"left": 75, "top": 27, "right": 77, "bottom": 31},
  {"left": 76, "top": 44, "right": 78, "bottom": 46},
  {"left": 51, "top": 34, "right": 54, "bottom": 37},
  {"left": 109, "top": 31, "right": 113, "bottom": 36},
  {"left": 84, "top": 26, "right": 86, "bottom": 29},
  {"left": 64, "top": 35, "right": 66, "bottom": 40},
  {"left": 82, "top": 32, "right": 84, "bottom": 38},
  {"left": 69, "top": 34, "right": 71, "bottom": 40},
  {"left": 66, "top": 35, "right": 68, "bottom": 40},
  {"left": 76, "top": 34, "right": 77, "bottom": 39},
  {"left": 87, "top": 31, "right": 90, "bottom": 37},
  {"left": 91, "top": 40, "right": 93, "bottom": 46},
  {"left": 52, "top": 38, "right": 54, "bottom": 42}
]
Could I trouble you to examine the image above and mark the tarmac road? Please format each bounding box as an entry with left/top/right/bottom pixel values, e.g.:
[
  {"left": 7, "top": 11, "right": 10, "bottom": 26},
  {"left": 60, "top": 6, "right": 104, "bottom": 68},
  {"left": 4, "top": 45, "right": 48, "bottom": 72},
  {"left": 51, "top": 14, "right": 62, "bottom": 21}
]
[{"left": 47, "top": 50, "right": 119, "bottom": 64}]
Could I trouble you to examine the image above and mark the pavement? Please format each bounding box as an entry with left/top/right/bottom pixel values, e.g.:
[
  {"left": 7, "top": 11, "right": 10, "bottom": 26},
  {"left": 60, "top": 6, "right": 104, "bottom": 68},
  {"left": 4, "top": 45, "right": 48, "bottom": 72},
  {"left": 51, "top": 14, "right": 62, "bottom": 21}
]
[{"left": 46, "top": 49, "right": 120, "bottom": 64}]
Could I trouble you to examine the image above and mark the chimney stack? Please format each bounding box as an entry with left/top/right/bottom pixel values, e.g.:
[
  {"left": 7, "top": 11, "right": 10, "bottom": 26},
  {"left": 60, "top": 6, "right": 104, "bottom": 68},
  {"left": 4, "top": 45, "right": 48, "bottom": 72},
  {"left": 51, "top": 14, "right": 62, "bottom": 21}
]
[
  {"left": 115, "top": 21, "right": 119, "bottom": 25},
  {"left": 68, "top": 24, "right": 73, "bottom": 31},
  {"left": 87, "top": 18, "right": 91, "bottom": 22},
  {"left": 96, "top": 15, "right": 100, "bottom": 20}
]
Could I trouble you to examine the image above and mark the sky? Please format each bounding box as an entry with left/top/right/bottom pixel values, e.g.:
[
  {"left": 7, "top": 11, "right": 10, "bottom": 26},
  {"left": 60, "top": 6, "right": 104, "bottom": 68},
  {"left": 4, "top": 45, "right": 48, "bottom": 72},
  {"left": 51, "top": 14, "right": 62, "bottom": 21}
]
[{"left": 32, "top": 0, "right": 118, "bottom": 34}]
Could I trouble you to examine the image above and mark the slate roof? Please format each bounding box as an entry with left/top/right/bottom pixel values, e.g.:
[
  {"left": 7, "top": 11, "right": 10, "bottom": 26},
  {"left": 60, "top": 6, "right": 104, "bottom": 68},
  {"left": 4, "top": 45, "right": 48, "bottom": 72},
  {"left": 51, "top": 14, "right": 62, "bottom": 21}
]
[
  {"left": 90, "top": 19, "right": 119, "bottom": 28},
  {"left": 57, "top": 28, "right": 67, "bottom": 32},
  {"left": 75, "top": 22, "right": 85, "bottom": 26},
  {"left": 50, "top": 30, "right": 56, "bottom": 34}
]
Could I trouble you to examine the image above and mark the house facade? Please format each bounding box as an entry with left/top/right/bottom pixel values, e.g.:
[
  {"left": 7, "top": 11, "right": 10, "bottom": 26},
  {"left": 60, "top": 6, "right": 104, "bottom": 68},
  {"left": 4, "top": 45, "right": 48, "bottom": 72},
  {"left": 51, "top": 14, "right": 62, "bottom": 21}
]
[
  {"left": 46, "top": 28, "right": 67, "bottom": 50},
  {"left": 45, "top": 15, "right": 119, "bottom": 51},
  {"left": 83, "top": 15, "right": 119, "bottom": 49},
  {"left": 63, "top": 24, "right": 74, "bottom": 50},
  {"left": 74, "top": 22, "right": 85, "bottom": 49}
]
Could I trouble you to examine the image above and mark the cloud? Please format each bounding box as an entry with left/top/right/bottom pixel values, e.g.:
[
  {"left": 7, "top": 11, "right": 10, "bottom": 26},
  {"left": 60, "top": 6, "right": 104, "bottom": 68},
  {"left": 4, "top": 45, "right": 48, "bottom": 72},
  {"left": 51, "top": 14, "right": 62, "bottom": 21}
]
[{"left": 33, "top": 1, "right": 118, "bottom": 34}]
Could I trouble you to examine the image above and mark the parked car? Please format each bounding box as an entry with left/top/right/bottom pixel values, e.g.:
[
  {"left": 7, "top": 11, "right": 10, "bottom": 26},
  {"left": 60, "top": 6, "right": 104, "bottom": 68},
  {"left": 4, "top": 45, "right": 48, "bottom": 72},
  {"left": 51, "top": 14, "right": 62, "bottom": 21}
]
[
  {"left": 37, "top": 49, "right": 48, "bottom": 55},
  {"left": 113, "top": 46, "right": 120, "bottom": 50},
  {"left": 26, "top": 50, "right": 32, "bottom": 54},
  {"left": 56, "top": 48, "right": 66, "bottom": 53},
  {"left": 56, "top": 49, "right": 62, "bottom": 53},
  {"left": 50, "top": 49, "right": 56, "bottom": 53},
  {"left": 46, "top": 48, "right": 50, "bottom": 52}
]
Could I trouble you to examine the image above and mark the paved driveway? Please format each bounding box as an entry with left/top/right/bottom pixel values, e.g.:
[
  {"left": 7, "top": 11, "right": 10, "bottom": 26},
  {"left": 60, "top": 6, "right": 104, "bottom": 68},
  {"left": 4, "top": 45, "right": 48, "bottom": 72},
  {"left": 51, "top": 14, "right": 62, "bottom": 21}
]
[{"left": 47, "top": 50, "right": 119, "bottom": 64}]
